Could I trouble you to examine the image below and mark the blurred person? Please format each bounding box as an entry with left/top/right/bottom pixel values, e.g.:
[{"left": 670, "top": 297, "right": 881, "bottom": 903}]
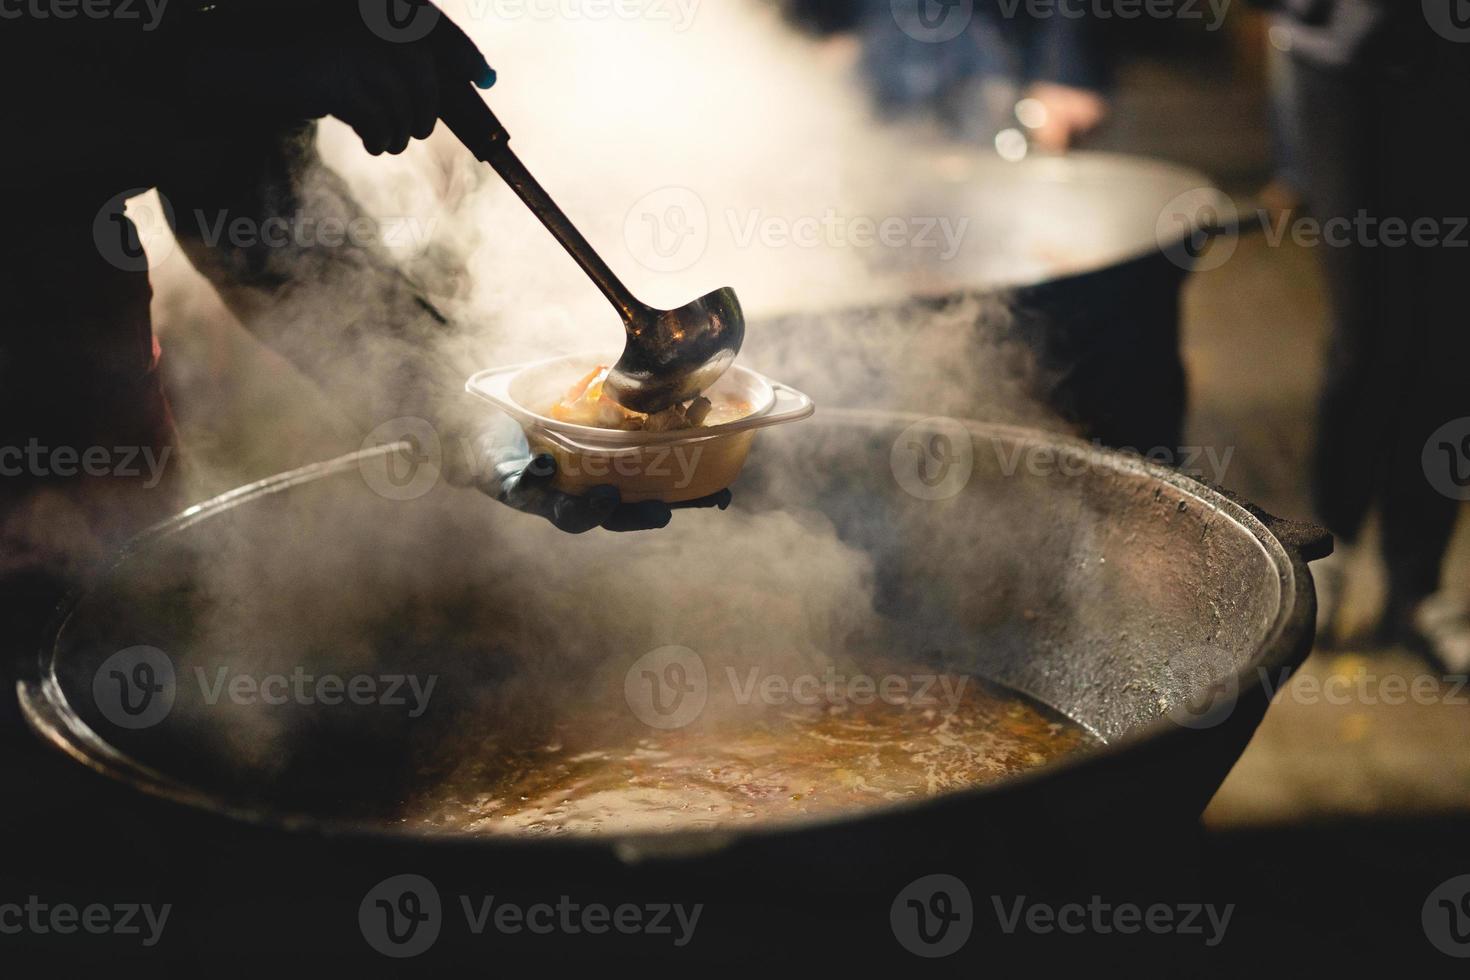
[
  {"left": 1258, "top": 15, "right": 1305, "bottom": 215},
  {"left": 780, "top": 0, "right": 1111, "bottom": 151},
  {"left": 863, "top": 0, "right": 1110, "bottom": 150},
  {"left": 1261, "top": 0, "right": 1470, "bottom": 668},
  {"left": 0, "top": 0, "right": 726, "bottom": 598}
]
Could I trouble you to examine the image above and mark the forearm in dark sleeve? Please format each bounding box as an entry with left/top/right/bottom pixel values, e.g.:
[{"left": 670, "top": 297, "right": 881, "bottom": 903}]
[
  {"left": 1022, "top": 0, "right": 1112, "bottom": 91},
  {"left": 159, "top": 123, "right": 482, "bottom": 438}
]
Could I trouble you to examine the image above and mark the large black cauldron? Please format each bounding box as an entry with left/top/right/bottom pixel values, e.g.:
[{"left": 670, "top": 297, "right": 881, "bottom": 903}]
[
  {"left": 749, "top": 151, "right": 1230, "bottom": 452},
  {"left": 16, "top": 411, "right": 1325, "bottom": 970}
]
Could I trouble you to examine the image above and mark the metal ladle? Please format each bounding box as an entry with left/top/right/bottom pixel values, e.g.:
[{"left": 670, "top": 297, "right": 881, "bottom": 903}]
[{"left": 441, "top": 86, "right": 744, "bottom": 414}]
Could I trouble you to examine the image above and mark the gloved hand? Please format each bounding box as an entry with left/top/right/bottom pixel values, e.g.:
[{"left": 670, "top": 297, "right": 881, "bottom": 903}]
[
  {"left": 444, "top": 412, "right": 733, "bottom": 534},
  {"left": 175, "top": 0, "right": 496, "bottom": 156}
]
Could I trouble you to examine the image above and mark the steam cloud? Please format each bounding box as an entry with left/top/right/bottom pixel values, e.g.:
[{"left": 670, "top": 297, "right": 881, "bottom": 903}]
[{"left": 51, "top": 4, "right": 1091, "bottom": 815}]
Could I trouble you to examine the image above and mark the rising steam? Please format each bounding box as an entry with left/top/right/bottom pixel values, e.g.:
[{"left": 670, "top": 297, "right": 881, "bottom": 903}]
[{"left": 53, "top": 4, "right": 1086, "bottom": 802}]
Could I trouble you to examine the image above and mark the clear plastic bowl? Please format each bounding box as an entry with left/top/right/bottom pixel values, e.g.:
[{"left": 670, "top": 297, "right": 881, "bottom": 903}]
[{"left": 467, "top": 352, "right": 814, "bottom": 502}]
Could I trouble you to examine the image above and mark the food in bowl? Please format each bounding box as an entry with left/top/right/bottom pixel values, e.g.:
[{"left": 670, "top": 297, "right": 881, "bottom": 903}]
[
  {"left": 466, "top": 354, "right": 814, "bottom": 503},
  {"left": 549, "top": 365, "right": 751, "bottom": 432}
]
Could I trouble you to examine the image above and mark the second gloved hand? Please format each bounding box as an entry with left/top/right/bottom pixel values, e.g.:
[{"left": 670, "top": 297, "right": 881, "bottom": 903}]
[{"left": 443, "top": 412, "right": 732, "bottom": 534}]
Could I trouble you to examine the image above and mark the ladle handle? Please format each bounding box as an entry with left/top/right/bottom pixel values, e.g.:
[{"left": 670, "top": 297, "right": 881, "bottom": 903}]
[{"left": 438, "top": 84, "right": 647, "bottom": 327}]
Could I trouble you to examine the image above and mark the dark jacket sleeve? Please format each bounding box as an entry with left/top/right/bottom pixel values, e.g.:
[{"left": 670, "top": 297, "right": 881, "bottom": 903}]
[
  {"left": 1021, "top": 0, "right": 1113, "bottom": 91},
  {"left": 158, "top": 123, "right": 482, "bottom": 439}
]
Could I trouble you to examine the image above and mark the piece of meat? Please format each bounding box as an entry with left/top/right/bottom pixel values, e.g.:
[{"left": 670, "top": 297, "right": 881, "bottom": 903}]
[{"left": 549, "top": 366, "right": 712, "bottom": 432}]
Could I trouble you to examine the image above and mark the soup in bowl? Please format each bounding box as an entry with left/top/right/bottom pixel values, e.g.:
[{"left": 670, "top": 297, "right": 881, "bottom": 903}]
[{"left": 467, "top": 352, "right": 814, "bottom": 502}]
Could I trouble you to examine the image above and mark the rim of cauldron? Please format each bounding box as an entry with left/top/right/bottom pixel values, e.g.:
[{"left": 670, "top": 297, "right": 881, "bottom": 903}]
[
  {"left": 884, "top": 150, "right": 1230, "bottom": 294},
  {"left": 16, "top": 413, "right": 1328, "bottom": 860}
]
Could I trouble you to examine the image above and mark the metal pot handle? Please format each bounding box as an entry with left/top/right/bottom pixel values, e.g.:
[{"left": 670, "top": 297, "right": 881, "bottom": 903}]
[
  {"left": 1209, "top": 484, "right": 1333, "bottom": 562},
  {"left": 1260, "top": 515, "right": 1334, "bottom": 563}
]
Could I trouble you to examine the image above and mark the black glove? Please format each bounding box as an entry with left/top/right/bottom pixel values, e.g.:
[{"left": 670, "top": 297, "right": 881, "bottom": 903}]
[
  {"left": 172, "top": 0, "right": 496, "bottom": 156},
  {"left": 448, "top": 413, "right": 732, "bottom": 534}
]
